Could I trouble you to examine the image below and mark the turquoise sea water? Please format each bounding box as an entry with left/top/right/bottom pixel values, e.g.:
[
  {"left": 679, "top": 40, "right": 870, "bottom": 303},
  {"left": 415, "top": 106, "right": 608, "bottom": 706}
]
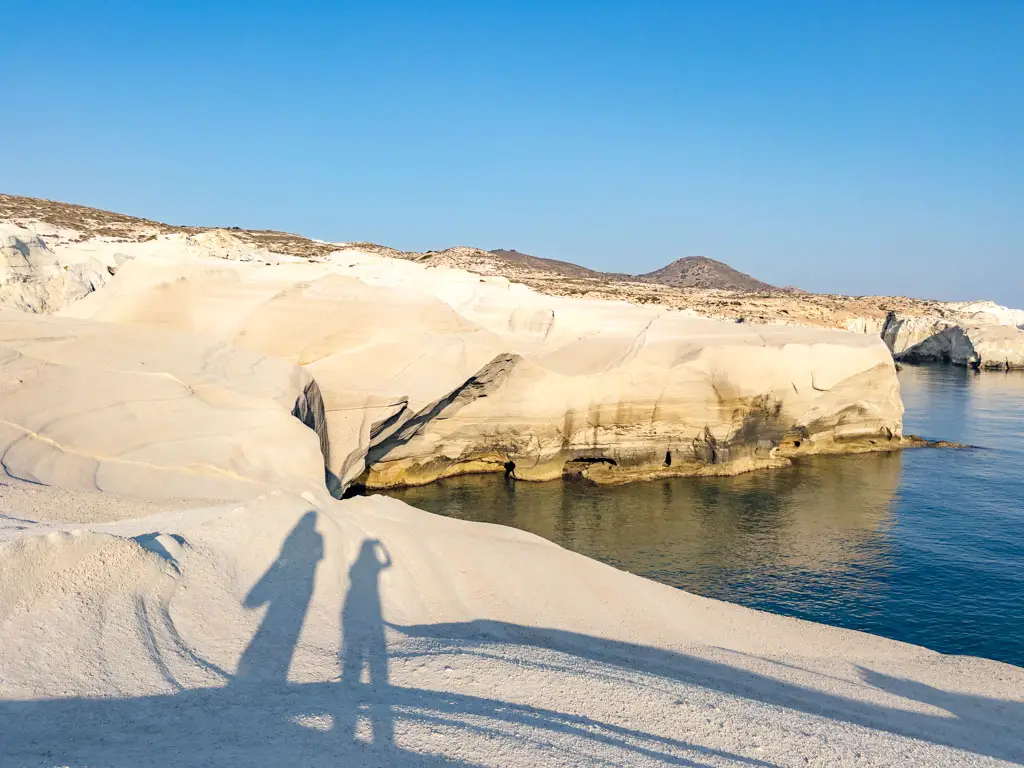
[{"left": 387, "top": 365, "right": 1024, "bottom": 667}]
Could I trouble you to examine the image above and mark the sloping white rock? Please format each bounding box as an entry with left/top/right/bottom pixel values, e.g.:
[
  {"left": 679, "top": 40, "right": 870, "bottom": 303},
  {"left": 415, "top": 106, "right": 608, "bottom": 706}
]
[
  {"left": 0, "top": 310, "right": 326, "bottom": 499},
  {"left": 367, "top": 322, "right": 903, "bottom": 487},
  {"left": 1, "top": 220, "right": 316, "bottom": 317},
  {"left": 0, "top": 220, "right": 1017, "bottom": 767},
  {"left": 183, "top": 229, "right": 273, "bottom": 262},
  {"left": 953, "top": 324, "right": 1024, "bottom": 369},
  {"left": 951, "top": 300, "right": 1024, "bottom": 328},
  {"left": 881, "top": 314, "right": 955, "bottom": 359},
  {"left": 62, "top": 259, "right": 509, "bottom": 488}
]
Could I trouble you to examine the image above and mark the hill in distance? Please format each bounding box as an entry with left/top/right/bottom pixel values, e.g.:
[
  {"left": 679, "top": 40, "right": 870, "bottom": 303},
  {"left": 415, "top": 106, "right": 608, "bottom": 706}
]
[
  {"left": 634, "top": 256, "right": 777, "bottom": 292},
  {"left": 491, "top": 248, "right": 778, "bottom": 292}
]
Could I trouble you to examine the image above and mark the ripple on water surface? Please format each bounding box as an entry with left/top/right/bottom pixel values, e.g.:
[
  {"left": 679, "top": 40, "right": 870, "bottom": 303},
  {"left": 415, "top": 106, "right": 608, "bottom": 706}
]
[{"left": 386, "top": 365, "right": 1024, "bottom": 667}]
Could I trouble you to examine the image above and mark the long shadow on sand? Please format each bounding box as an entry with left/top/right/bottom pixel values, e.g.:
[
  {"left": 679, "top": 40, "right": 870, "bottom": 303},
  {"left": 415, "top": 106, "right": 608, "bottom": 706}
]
[
  {"left": 1, "top": 513, "right": 1021, "bottom": 766},
  {"left": 391, "top": 619, "right": 1024, "bottom": 764}
]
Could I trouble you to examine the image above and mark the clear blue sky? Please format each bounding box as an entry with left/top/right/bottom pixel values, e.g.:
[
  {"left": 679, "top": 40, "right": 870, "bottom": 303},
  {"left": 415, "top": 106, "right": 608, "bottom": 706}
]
[{"left": 3, "top": 1, "right": 1021, "bottom": 304}]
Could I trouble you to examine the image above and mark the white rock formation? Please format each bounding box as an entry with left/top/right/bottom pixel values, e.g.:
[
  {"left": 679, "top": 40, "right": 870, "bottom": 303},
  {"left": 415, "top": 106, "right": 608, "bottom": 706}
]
[
  {"left": 882, "top": 311, "right": 1024, "bottom": 370},
  {"left": 956, "top": 324, "right": 1024, "bottom": 369},
  {"left": 0, "top": 216, "right": 1019, "bottom": 766},
  {"left": 61, "top": 258, "right": 510, "bottom": 489},
  {"left": 59, "top": 246, "right": 903, "bottom": 491},
  {"left": 845, "top": 316, "right": 887, "bottom": 334},
  {"left": 183, "top": 229, "right": 274, "bottom": 262},
  {"left": 0, "top": 224, "right": 112, "bottom": 312},
  {"left": 952, "top": 300, "right": 1024, "bottom": 328},
  {"left": 366, "top": 324, "right": 902, "bottom": 488}
]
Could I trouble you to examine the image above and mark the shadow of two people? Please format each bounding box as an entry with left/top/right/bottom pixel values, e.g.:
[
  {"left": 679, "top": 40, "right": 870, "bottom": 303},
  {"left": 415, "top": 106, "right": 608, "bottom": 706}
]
[
  {"left": 234, "top": 512, "right": 393, "bottom": 747},
  {"left": 223, "top": 511, "right": 765, "bottom": 767},
  {"left": 230, "top": 511, "right": 1024, "bottom": 765},
  {"left": 12, "top": 511, "right": 1007, "bottom": 767}
]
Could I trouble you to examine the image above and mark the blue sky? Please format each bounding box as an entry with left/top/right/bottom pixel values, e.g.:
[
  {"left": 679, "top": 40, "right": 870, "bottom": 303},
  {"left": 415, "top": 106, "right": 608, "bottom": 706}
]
[{"left": 3, "top": 1, "right": 1021, "bottom": 304}]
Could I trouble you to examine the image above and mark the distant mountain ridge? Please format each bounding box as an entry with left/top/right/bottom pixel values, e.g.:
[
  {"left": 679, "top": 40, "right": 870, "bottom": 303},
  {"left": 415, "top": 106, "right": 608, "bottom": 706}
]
[
  {"left": 6, "top": 192, "right": 1017, "bottom": 335},
  {"left": 0, "top": 194, "right": 778, "bottom": 293},
  {"left": 490, "top": 248, "right": 777, "bottom": 292}
]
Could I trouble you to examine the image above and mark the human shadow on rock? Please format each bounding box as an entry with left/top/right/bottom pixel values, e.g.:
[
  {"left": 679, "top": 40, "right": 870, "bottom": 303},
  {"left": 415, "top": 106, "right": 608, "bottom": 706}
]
[
  {"left": 0, "top": 516, "right": 768, "bottom": 766},
  {"left": 2, "top": 514, "right": 1020, "bottom": 764},
  {"left": 234, "top": 511, "right": 323, "bottom": 684},
  {"left": 859, "top": 666, "right": 1024, "bottom": 758},
  {"left": 338, "top": 537, "right": 393, "bottom": 747}
]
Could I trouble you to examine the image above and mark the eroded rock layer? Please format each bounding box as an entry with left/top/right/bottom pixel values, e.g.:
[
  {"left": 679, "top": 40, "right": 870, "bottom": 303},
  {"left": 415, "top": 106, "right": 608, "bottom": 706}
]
[{"left": 365, "top": 326, "right": 903, "bottom": 488}]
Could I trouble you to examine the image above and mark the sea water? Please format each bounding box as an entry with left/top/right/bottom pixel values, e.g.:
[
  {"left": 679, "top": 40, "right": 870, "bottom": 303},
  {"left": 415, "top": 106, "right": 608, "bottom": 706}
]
[{"left": 387, "top": 365, "right": 1024, "bottom": 667}]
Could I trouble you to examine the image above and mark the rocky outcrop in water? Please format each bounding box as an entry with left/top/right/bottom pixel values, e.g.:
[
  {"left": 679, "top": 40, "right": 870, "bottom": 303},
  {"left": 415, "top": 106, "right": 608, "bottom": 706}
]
[
  {"left": 365, "top": 324, "right": 903, "bottom": 488},
  {"left": 882, "top": 311, "right": 1024, "bottom": 370},
  {"left": 0, "top": 203, "right": 922, "bottom": 491}
]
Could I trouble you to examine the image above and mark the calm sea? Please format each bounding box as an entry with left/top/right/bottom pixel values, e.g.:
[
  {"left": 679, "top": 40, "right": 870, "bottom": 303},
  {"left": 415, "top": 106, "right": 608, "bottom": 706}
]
[{"left": 386, "top": 365, "right": 1024, "bottom": 668}]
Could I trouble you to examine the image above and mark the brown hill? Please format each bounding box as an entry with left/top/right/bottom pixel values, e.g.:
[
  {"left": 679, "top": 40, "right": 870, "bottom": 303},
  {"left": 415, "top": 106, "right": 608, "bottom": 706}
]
[
  {"left": 490, "top": 249, "right": 780, "bottom": 293},
  {"left": 490, "top": 249, "right": 777, "bottom": 293},
  {"left": 635, "top": 256, "right": 776, "bottom": 292}
]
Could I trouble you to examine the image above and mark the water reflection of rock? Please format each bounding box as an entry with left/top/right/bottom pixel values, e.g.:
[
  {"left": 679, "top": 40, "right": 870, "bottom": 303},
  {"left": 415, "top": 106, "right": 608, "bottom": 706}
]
[{"left": 387, "top": 451, "right": 903, "bottom": 595}]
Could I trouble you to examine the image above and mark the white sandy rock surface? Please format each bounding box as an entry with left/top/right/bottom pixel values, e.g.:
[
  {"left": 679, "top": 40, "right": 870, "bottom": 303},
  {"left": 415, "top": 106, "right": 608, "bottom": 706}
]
[
  {"left": 0, "top": 310, "right": 327, "bottom": 500},
  {"left": 1, "top": 485, "right": 1022, "bottom": 767},
  {"left": 5, "top": 198, "right": 1024, "bottom": 373},
  {"left": 0, "top": 224, "right": 112, "bottom": 313}
]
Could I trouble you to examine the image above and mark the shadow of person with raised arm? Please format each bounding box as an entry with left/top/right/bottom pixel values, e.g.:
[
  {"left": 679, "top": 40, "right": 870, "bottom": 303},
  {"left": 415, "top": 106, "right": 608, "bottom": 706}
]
[
  {"left": 234, "top": 511, "right": 324, "bottom": 684},
  {"left": 338, "top": 538, "right": 394, "bottom": 749}
]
